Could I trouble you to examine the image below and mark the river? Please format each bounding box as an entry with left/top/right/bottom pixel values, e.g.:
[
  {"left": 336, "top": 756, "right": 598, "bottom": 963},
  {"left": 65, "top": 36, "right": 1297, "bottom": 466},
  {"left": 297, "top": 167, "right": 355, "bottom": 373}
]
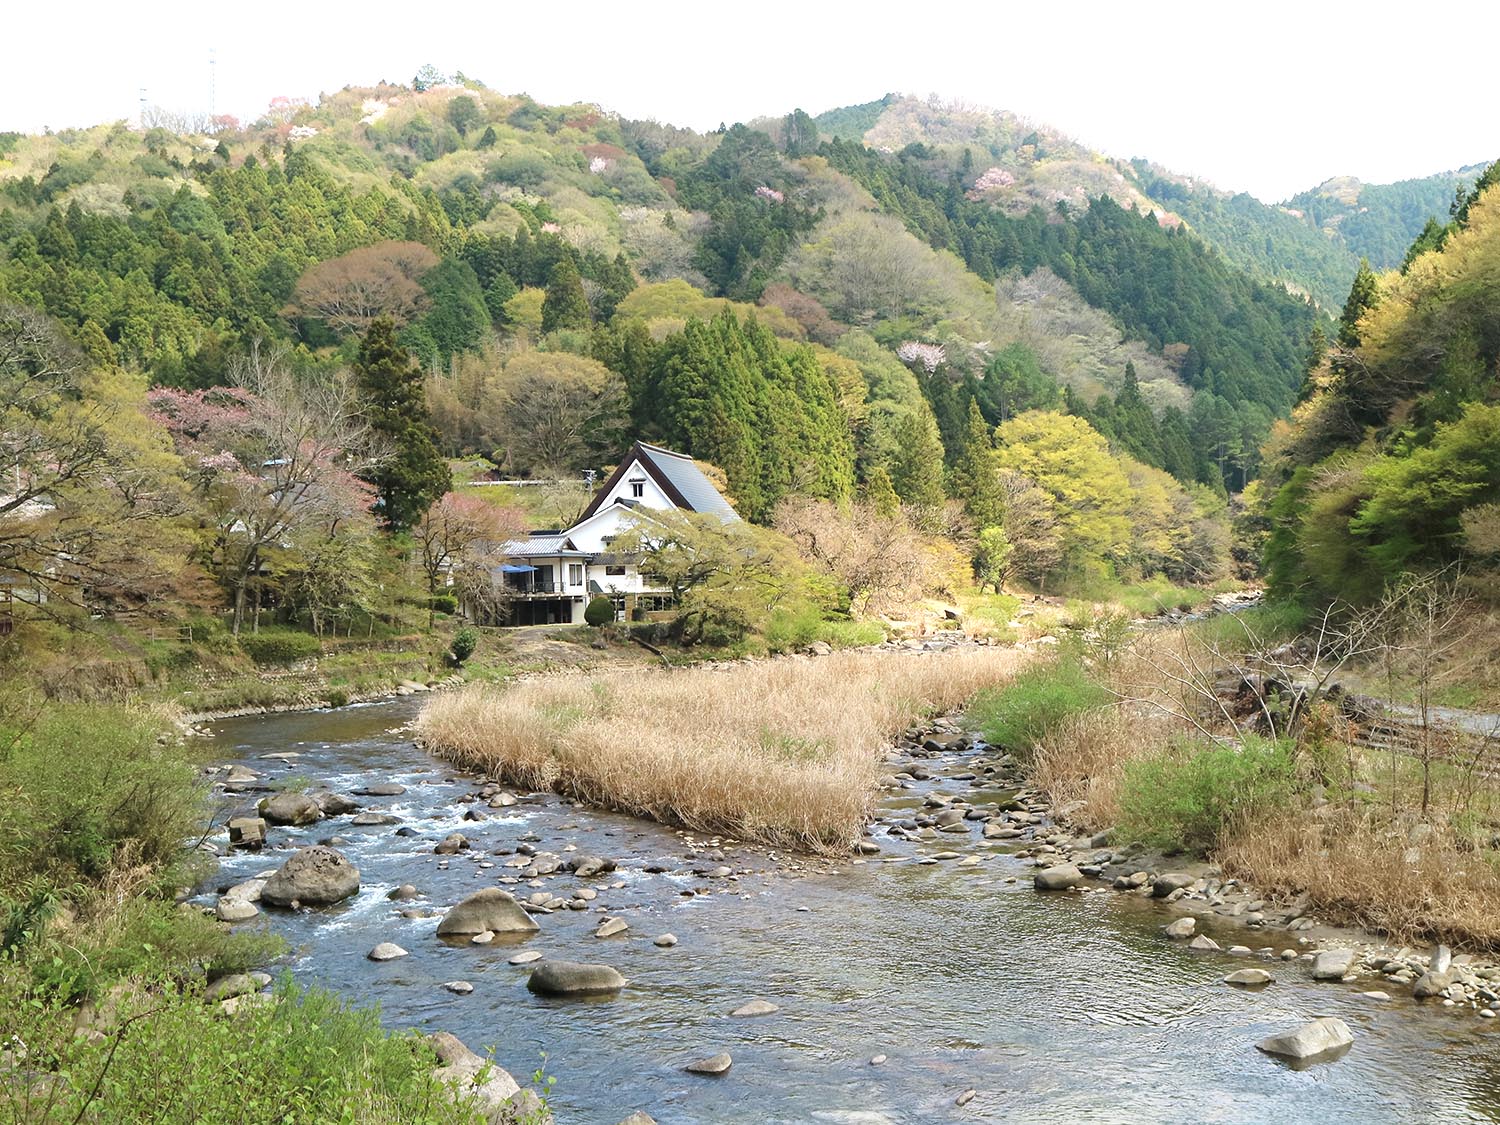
[{"left": 196, "top": 699, "right": 1500, "bottom": 1124}]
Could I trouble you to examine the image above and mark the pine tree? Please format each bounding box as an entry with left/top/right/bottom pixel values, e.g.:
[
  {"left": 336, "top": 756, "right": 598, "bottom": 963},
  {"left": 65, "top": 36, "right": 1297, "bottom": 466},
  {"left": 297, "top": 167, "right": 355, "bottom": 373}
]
[
  {"left": 863, "top": 465, "right": 900, "bottom": 517},
  {"left": 541, "top": 257, "right": 590, "bottom": 333},
  {"left": 888, "top": 408, "right": 946, "bottom": 511},
  {"left": 356, "top": 318, "right": 452, "bottom": 529},
  {"left": 1338, "top": 259, "right": 1379, "bottom": 348},
  {"left": 950, "top": 398, "right": 1005, "bottom": 529}
]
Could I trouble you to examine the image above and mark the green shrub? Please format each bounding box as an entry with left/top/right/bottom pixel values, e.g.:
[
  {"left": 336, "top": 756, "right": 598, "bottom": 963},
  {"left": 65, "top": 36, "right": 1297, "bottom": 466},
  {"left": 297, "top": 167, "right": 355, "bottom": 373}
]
[
  {"left": 584, "top": 596, "right": 615, "bottom": 627},
  {"left": 1117, "top": 736, "right": 1298, "bottom": 854},
  {"left": 0, "top": 705, "right": 204, "bottom": 892},
  {"left": 968, "top": 658, "right": 1112, "bottom": 750},
  {"left": 0, "top": 974, "right": 487, "bottom": 1124},
  {"left": 449, "top": 627, "right": 479, "bottom": 664},
  {"left": 237, "top": 630, "right": 322, "bottom": 666},
  {"left": 429, "top": 593, "right": 458, "bottom": 616}
]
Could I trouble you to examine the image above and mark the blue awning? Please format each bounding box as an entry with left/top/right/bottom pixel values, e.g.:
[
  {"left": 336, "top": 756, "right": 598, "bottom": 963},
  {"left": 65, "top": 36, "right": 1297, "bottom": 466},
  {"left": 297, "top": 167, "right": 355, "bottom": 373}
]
[{"left": 500, "top": 563, "right": 536, "bottom": 574}]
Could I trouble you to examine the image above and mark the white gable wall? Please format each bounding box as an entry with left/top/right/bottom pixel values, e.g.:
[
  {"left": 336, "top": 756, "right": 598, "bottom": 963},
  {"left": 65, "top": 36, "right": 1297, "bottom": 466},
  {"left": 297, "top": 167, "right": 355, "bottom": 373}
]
[
  {"left": 594, "top": 458, "right": 676, "bottom": 514},
  {"left": 566, "top": 504, "right": 647, "bottom": 554}
]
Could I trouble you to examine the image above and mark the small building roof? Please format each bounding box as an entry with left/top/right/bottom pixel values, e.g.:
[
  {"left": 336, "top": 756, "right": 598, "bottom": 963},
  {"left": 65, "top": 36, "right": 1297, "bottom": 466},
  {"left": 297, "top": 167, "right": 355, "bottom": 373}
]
[
  {"left": 578, "top": 441, "right": 739, "bottom": 524},
  {"left": 501, "top": 534, "right": 590, "bottom": 558}
]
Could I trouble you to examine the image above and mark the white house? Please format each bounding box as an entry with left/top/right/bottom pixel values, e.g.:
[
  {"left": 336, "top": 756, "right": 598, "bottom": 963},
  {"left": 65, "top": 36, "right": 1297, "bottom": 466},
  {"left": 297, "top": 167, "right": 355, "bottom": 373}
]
[{"left": 491, "top": 441, "right": 739, "bottom": 626}]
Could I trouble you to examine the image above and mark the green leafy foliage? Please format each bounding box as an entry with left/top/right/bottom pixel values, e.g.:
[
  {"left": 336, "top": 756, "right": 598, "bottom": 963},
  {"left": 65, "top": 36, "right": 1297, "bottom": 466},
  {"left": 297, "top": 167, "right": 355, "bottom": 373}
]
[
  {"left": 449, "top": 626, "right": 479, "bottom": 663},
  {"left": 1118, "top": 737, "right": 1298, "bottom": 854},
  {"left": 968, "top": 659, "right": 1111, "bottom": 751},
  {"left": 237, "top": 630, "right": 323, "bottom": 665},
  {"left": 584, "top": 595, "right": 615, "bottom": 627}
]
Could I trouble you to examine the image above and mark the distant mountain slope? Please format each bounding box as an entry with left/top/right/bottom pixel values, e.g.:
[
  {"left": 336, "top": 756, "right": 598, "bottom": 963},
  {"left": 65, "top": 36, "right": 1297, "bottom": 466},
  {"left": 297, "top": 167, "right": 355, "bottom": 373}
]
[
  {"left": 1282, "top": 165, "right": 1488, "bottom": 269},
  {"left": 815, "top": 94, "right": 1489, "bottom": 313}
]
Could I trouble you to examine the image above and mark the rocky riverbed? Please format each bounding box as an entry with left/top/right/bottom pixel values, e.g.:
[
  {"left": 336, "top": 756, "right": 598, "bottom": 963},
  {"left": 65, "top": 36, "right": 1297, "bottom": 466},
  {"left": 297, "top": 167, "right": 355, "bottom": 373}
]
[{"left": 190, "top": 698, "right": 1500, "bottom": 1124}]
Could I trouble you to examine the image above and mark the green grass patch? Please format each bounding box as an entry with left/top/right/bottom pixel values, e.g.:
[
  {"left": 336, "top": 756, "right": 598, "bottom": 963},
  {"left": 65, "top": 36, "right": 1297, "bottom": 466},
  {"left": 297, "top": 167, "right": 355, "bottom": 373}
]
[
  {"left": 1185, "top": 601, "right": 1307, "bottom": 655},
  {"left": 0, "top": 975, "right": 490, "bottom": 1124},
  {"left": 1117, "top": 736, "right": 1298, "bottom": 854},
  {"left": 967, "top": 658, "right": 1112, "bottom": 751}
]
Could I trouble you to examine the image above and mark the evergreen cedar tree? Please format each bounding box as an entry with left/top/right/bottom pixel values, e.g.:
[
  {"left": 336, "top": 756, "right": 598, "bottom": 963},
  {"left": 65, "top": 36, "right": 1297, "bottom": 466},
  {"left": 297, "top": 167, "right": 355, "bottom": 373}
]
[{"left": 355, "top": 318, "right": 451, "bottom": 529}]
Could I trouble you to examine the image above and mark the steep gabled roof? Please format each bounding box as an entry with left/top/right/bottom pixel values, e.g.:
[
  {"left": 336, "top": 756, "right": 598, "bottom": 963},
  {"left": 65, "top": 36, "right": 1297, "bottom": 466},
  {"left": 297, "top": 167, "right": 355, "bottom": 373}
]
[{"left": 577, "top": 441, "right": 739, "bottom": 523}]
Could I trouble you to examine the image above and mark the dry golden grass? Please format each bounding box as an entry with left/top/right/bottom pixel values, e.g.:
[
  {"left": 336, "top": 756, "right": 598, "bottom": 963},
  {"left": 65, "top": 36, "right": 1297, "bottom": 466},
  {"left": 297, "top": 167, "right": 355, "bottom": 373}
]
[
  {"left": 1032, "top": 706, "right": 1171, "bottom": 831},
  {"left": 418, "top": 648, "right": 1029, "bottom": 853},
  {"left": 1221, "top": 808, "right": 1500, "bottom": 949}
]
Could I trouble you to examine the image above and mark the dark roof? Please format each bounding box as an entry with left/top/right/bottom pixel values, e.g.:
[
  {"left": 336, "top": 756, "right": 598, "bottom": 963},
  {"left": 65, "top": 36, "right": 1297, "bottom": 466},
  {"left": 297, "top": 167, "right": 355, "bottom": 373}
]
[{"left": 578, "top": 441, "right": 739, "bottom": 523}]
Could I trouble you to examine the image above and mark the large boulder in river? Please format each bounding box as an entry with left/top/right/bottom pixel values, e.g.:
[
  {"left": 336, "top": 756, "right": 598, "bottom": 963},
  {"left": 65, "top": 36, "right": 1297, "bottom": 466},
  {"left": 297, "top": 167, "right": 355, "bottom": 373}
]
[
  {"left": 437, "top": 888, "right": 538, "bottom": 937},
  {"left": 258, "top": 792, "right": 322, "bottom": 826},
  {"left": 261, "top": 845, "right": 360, "bottom": 907},
  {"left": 428, "top": 1031, "right": 522, "bottom": 1117},
  {"left": 526, "top": 961, "right": 625, "bottom": 997},
  {"left": 1256, "top": 1017, "right": 1354, "bottom": 1061},
  {"left": 312, "top": 790, "right": 360, "bottom": 816},
  {"left": 1310, "top": 949, "right": 1356, "bottom": 981},
  {"left": 1033, "top": 864, "right": 1083, "bottom": 891}
]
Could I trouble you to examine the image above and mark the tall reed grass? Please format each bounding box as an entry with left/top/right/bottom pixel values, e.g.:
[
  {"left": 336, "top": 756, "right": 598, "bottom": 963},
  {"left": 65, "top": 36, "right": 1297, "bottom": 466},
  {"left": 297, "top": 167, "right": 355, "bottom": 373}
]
[{"left": 418, "top": 649, "right": 1028, "bottom": 852}]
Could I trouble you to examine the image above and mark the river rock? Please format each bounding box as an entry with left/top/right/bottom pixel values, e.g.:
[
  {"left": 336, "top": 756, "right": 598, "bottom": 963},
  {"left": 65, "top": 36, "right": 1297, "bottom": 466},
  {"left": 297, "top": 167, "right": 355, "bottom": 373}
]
[
  {"left": 261, "top": 845, "right": 360, "bottom": 907},
  {"left": 654, "top": 934, "right": 677, "bottom": 947},
  {"left": 1431, "top": 944, "right": 1453, "bottom": 975},
  {"left": 509, "top": 950, "right": 543, "bottom": 965},
  {"left": 1189, "top": 934, "right": 1221, "bottom": 951},
  {"left": 443, "top": 980, "right": 474, "bottom": 995},
  {"left": 435, "top": 833, "right": 468, "bottom": 855},
  {"left": 359, "top": 783, "right": 407, "bottom": 797},
  {"left": 1311, "top": 949, "right": 1356, "bottom": 981},
  {"left": 387, "top": 884, "right": 420, "bottom": 901},
  {"left": 437, "top": 888, "right": 539, "bottom": 937},
  {"left": 312, "top": 790, "right": 360, "bottom": 816},
  {"left": 428, "top": 1031, "right": 520, "bottom": 1116},
  {"left": 1225, "top": 969, "right": 1274, "bottom": 986},
  {"left": 526, "top": 961, "right": 626, "bottom": 997},
  {"left": 204, "top": 973, "right": 263, "bottom": 1002},
  {"left": 1256, "top": 1017, "right": 1354, "bottom": 1061},
  {"left": 567, "top": 855, "right": 617, "bottom": 878},
  {"left": 616, "top": 1114, "right": 657, "bottom": 1125},
  {"left": 368, "top": 942, "right": 409, "bottom": 961},
  {"left": 1033, "top": 864, "right": 1083, "bottom": 891},
  {"left": 215, "top": 895, "right": 259, "bottom": 922},
  {"left": 488, "top": 792, "right": 517, "bottom": 808},
  {"left": 683, "top": 1052, "right": 732, "bottom": 1076},
  {"left": 227, "top": 816, "right": 267, "bottom": 848},
  {"left": 731, "top": 1000, "right": 779, "bottom": 1017},
  {"left": 956, "top": 1089, "right": 977, "bottom": 1107},
  {"left": 258, "top": 792, "right": 322, "bottom": 826},
  {"left": 351, "top": 813, "right": 399, "bottom": 826},
  {"left": 1164, "top": 917, "right": 1196, "bottom": 939},
  {"left": 1413, "top": 970, "right": 1451, "bottom": 999},
  {"left": 225, "top": 765, "right": 259, "bottom": 783},
  {"left": 595, "top": 917, "right": 629, "bottom": 938},
  {"left": 1153, "top": 873, "right": 1196, "bottom": 897}
]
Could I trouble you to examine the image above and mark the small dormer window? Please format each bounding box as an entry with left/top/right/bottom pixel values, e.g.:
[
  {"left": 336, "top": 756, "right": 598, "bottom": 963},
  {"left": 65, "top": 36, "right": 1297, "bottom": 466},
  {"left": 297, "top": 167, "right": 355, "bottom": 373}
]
[{"left": 629, "top": 478, "right": 645, "bottom": 498}]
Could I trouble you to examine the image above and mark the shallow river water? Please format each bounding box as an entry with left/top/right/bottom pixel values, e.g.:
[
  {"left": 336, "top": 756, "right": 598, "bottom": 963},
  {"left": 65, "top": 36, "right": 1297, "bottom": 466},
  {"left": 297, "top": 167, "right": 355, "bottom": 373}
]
[{"left": 197, "top": 699, "right": 1500, "bottom": 1125}]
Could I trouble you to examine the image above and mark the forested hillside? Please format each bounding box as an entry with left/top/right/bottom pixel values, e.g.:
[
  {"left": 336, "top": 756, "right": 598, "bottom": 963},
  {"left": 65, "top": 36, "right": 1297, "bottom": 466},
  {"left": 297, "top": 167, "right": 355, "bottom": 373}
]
[
  {"left": 1259, "top": 161, "right": 1500, "bottom": 604},
  {"left": 1283, "top": 164, "right": 1488, "bottom": 270},
  {"left": 0, "top": 73, "right": 1371, "bottom": 644}
]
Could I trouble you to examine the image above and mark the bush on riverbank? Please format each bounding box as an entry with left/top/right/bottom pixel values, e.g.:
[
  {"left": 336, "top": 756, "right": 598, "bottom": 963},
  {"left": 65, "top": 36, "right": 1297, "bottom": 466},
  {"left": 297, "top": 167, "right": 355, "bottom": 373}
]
[
  {"left": 968, "top": 658, "right": 1111, "bottom": 751},
  {"left": 0, "top": 975, "right": 487, "bottom": 1124},
  {"left": 418, "top": 648, "right": 1029, "bottom": 852},
  {"left": 1116, "top": 736, "right": 1298, "bottom": 854}
]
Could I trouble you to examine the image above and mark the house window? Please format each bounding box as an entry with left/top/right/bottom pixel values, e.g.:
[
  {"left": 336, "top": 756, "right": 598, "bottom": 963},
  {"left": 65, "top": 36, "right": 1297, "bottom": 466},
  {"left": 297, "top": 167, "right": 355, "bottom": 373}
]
[
  {"left": 629, "top": 478, "right": 645, "bottom": 498},
  {"left": 605, "top": 565, "right": 627, "bottom": 576},
  {"left": 568, "top": 564, "right": 583, "bottom": 586}
]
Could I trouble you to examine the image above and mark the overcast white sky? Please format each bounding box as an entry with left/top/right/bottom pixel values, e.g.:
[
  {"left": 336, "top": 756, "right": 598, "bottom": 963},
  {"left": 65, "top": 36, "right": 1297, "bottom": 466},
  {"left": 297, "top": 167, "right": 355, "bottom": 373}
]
[{"left": 9, "top": 1, "right": 1497, "bottom": 202}]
